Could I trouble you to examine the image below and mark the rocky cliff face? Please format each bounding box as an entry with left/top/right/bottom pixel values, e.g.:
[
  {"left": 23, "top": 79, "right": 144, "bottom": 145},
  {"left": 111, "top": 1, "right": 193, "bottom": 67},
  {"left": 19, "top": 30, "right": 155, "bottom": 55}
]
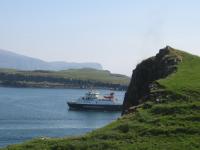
[{"left": 122, "top": 46, "right": 182, "bottom": 114}]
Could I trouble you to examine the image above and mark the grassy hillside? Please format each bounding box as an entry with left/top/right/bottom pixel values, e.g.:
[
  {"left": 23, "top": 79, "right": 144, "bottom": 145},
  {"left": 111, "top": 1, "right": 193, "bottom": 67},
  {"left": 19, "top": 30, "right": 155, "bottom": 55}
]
[
  {"left": 1, "top": 48, "right": 200, "bottom": 150},
  {"left": 159, "top": 50, "right": 200, "bottom": 98},
  {"left": 0, "top": 68, "right": 130, "bottom": 89}
]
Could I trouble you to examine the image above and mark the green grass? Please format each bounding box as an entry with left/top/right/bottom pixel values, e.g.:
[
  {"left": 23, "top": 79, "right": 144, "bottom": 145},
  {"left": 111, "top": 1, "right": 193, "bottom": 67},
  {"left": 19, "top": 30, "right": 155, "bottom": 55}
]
[
  {"left": 3, "top": 99, "right": 200, "bottom": 150},
  {"left": 158, "top": 49, "right": 200, "bottom": 99},
  {"left": 1, "top": 48, "right": 200, "bottom": 150},
  {"left": 57, "top": 68, "right": 129, "bottom": 85}
]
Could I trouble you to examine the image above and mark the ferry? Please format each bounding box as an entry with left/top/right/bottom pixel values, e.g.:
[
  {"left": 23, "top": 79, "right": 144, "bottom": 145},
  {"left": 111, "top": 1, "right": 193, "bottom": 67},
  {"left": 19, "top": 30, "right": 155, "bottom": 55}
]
[{"left": 67, "top": 91, "right": 122, "bottom": 111}]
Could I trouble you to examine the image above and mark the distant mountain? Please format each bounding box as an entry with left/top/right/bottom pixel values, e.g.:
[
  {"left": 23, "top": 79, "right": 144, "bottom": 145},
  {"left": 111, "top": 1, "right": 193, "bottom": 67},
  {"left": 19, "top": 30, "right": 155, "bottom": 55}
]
[{"left": 0, "top": 49, "right": 103, "bottom": 70}]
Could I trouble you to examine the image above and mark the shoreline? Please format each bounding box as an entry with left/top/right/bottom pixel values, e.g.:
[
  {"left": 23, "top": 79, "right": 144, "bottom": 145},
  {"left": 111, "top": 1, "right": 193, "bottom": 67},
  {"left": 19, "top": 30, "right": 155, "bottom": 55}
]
[{"left": 0, "top": 85, "right": 127, "bottom": 91}]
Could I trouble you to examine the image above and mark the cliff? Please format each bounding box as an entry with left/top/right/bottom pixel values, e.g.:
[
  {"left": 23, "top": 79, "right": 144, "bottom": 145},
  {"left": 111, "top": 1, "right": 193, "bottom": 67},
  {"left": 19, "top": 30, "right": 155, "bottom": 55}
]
[{"left": 123, "top": 46, "right": 182, "bottom": 114}]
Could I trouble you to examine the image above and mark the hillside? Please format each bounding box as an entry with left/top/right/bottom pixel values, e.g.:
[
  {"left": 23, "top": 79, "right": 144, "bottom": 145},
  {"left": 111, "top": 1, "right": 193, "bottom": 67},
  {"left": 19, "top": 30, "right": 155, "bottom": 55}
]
[
  {"left": 0, "top": 49, "right": 102, "bottom": 70},
  {"left": 0, "top": 68, "right": 130, "bottom": 89},
  {"left": 1, "top": 46, "right": 200, "bottom": 150}
]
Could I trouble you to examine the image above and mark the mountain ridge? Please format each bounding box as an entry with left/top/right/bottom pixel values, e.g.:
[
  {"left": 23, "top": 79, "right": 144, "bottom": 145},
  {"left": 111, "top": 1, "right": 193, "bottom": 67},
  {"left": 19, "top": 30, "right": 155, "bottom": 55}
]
[{"left": 0, "top": 49, "right": 103, "bottom": 71}]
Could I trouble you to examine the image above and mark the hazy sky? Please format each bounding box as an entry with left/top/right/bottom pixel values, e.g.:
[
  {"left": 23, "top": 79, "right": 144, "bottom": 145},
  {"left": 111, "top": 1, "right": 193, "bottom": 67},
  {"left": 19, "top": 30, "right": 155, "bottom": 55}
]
[{"left": 0, "top": 0, "right": 200, "bottom": 76}]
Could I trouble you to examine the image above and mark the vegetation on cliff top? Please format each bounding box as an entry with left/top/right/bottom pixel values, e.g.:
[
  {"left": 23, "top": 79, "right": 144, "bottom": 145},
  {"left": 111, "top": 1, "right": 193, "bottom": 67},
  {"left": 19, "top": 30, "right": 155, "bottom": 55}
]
[
  {"left": 159, "top": 50, "right": 200, "bottom": 98},
  {"left": 1, "top": 47, "right": 200, "bottom": 150}
]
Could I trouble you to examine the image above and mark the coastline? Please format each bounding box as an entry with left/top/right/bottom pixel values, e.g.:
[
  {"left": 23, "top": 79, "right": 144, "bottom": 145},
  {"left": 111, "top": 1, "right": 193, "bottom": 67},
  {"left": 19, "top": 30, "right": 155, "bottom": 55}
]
[{"left": 0, "top": 84, "right": 127, "bottom": 91}]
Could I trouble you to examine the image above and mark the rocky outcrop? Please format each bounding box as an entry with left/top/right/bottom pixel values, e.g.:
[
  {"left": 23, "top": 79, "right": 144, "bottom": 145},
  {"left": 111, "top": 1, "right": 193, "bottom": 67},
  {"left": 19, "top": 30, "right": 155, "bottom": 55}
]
[{"left": 122, "top": 46, "right": 182, "bottom": 114}]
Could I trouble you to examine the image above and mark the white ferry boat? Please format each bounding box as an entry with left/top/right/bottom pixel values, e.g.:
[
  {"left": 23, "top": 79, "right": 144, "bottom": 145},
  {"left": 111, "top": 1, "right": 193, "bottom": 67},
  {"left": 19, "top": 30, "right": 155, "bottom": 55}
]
[{"left": 67, "top": 91, "right": 122, "bottom": 111}]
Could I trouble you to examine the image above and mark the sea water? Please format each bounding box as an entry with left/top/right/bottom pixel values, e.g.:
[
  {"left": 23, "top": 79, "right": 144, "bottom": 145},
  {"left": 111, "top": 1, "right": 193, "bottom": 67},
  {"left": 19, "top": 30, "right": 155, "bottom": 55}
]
[{"left": 0, "top": 87, "right": 125, "bottom": 147}]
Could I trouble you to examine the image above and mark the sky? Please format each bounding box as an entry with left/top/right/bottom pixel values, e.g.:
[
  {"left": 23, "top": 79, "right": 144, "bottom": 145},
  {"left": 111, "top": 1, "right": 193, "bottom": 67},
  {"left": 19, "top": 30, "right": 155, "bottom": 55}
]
[{"left": 0, "top": 0, "right": 200, "bottom": 76}]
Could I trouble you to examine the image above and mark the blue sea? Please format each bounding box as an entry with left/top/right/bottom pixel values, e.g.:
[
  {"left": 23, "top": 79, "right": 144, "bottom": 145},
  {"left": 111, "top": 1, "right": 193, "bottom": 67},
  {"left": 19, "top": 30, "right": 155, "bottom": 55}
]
[{"left": 0, "top": 87, "right": 125, "bottom": 148}]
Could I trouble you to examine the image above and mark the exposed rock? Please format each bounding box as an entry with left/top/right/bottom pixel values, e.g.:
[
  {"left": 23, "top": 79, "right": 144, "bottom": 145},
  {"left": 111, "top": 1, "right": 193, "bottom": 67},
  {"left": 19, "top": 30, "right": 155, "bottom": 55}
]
[{"left": 122, "top": 46, "right": 182, "bottom": 115}]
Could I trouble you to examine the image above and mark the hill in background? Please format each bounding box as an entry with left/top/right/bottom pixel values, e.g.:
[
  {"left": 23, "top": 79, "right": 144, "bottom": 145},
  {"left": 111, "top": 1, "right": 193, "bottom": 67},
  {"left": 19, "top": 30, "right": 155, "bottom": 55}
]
[
  {"left": 0, "top": 68, "right": 130, "bottom": 89},
  {"left": 0, "top": 49, "right": 102, "bottom": 71}
]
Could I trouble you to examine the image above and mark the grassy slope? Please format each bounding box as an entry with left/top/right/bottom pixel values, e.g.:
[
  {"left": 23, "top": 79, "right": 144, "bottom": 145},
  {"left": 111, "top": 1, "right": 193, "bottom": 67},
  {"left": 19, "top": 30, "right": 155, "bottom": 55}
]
[
  {"left": 0, "top": 68, "right": 130, "bottom": 85},
  {"left": 1, "top": 49, "right": 200, "bottom": 150},
  {"left": 159, "top": 50, "right": 200, "bottom": 98}
]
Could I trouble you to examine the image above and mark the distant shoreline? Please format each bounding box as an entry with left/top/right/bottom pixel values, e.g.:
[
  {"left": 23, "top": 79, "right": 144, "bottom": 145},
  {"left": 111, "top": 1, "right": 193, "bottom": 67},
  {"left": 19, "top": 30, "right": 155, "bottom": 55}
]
[
  {"left": 0, "top": 68, "right": 129, "bottom": 91},
  {"left": 0, "top": 84, "right": 127, "bottom": 91}
]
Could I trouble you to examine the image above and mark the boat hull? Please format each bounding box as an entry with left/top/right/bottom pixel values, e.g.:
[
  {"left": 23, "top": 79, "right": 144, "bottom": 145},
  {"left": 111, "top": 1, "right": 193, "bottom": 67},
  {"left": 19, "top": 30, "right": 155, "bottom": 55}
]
[{"left": 67, "top": 102, "right": 122, "bottom": 111}]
